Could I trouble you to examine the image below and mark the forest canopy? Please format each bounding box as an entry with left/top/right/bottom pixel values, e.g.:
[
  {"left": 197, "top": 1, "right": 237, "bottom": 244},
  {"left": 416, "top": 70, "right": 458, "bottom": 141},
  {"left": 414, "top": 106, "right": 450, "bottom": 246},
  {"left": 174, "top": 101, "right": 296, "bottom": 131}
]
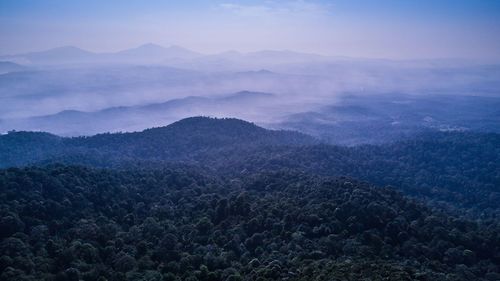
[{"left": 1, "top": 117, "right": 499, "bottom": 280}]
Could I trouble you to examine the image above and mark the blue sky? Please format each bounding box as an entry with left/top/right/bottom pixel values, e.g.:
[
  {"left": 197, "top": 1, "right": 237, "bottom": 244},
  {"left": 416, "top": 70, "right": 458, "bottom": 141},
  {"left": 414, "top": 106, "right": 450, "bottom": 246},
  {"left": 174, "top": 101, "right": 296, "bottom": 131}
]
[{"left": 1, "top": 0, "right": 500, "bottom": 59}]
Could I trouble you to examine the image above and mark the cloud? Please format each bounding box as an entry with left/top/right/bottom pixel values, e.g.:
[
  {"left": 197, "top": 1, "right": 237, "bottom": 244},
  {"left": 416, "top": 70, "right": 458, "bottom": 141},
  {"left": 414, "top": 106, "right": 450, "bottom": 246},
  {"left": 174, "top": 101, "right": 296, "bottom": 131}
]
[
  {"left": 218, "top": 0, "right": 329, "bottom": 18},
  {"left": 219, "top": 3, "right": 273, "bottom": 17}
]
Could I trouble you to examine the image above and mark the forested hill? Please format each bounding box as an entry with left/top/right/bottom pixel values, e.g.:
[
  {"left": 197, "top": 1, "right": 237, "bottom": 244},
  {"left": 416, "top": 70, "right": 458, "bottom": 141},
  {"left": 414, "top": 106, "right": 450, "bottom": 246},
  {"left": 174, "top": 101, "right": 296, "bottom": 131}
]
[
  {"left": 0, "top": 117, "right": 317, "bottom": 168},
  {"left": 230, "top": 132, "right": 500, "bottom": 211},
  {"left": 1, "top": 165, "right": 499, "bottom": 280},
  {"left": 1, "top": 117, "right": 500, "bottom": 280},
  {"left": 1, "top": 117, "right": 499, "bottom": 211}
]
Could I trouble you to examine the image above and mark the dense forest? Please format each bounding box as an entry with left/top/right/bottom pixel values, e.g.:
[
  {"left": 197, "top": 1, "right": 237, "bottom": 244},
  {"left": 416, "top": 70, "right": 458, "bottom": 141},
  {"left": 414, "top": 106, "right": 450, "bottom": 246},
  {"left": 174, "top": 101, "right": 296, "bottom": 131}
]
[
  {"left": 1, "top": 117, "right": 499, "bottom": 213},
  {"left": 1, "top": 166, "right": 500, "bottom": 280},
  {"left": 1, "top": 117, "right": 500, "bottom": 280}
]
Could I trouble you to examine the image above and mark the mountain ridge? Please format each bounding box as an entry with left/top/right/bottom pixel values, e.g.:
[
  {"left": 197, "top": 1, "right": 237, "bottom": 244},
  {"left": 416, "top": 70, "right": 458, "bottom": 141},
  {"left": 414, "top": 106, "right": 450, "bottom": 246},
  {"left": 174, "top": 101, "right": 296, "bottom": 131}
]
[
  {"left": 0, "top": 44, "right": 333, "bottom": 66},
  {"left": 1, "top": 116, "right": 498, "bottom": 213},
  {"left": 0, "top": 61, "right": 27, "bottom": 74},
  {"left": 0, "top": 116, "right": 317, "bottom": 167},
  {"left": 0, "top": 44, "right": 203, "bottom": 65},
  {"left": 0, "top": 91, "right": 278, "bottom": 136}
]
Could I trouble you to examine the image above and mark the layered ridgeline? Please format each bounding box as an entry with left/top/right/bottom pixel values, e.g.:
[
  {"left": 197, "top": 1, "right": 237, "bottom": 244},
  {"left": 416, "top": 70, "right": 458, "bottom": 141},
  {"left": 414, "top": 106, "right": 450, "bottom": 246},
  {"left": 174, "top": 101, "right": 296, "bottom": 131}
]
[
  {"left": 1, "top": 166, "right": 500, "bottom": 281},
  {"left": 1, "top": 117, "right": 499, "bottom": 211},
  {"left": 0, "top": 117, "right": 317, "bottom": 167}
]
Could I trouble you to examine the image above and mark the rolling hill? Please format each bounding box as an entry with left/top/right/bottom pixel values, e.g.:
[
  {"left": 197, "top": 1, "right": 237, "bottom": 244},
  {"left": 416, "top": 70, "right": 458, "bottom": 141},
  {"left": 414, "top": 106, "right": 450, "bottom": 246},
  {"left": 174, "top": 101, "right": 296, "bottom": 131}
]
[
  {"left": 0, "top": 44, "right": 202, "bottom": 65},
  {"left": 0, "top": 92, "right": 277, "bottom": 136},
  {"left": 1, "top": 117, "right": 499, "bottom": 213}
]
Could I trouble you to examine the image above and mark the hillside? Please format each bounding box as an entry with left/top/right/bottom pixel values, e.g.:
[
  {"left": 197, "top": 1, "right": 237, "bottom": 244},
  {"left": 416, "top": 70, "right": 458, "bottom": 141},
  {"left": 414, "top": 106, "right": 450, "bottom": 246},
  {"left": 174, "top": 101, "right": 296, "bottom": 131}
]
[
  {"left": 0, "top": 61, "right": 26, "bottom": 74},
  {"left": 1, "top": 92, "right": 277, "bottom": 136},
  {"left": 3, "top": 1, "right": 500, "bottom": 280},
  {"left": 1, "top": 166, "right": 499, "bottom": 280},
  {"left": 276, "top": 94, "right": 500, "bottom": 145},
  {"left": 0, "top": 117, "right": 317, "bottom": 167},
  {"left": 1, "top": 117, "right": 499, "bottom": 214},
  {"left": 222, "top": 132, "right": 500, "bottom": 211},
  {"left": 0, "top": 44, "right": 202, "bottom": 65}
]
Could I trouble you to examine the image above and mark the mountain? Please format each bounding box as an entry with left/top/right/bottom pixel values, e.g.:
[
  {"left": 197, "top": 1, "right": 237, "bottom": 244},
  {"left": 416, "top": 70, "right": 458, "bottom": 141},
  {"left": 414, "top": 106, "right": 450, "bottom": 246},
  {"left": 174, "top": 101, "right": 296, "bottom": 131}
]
[
  {"left": 0, "top": 116, "right": 317, "bottom": 167},
  {"left": 0, "top": 61, "right": 27, "bottom": 74},
  {"left": 1, "top": 116, "right": 500, "bottom": 280},
  {"left": 275, "top": 94, "right": 500, "bottom": 145},
  {"left": 1, "top": 117, "right": 499, "bottom": 213},
  {"left": 0, "top": 91, "right": 278, "bottom": 136},
  {"left": 0, "top": 44, "right": 202, "bottom": 65},
  {"left": 115, "top": 43, "right": 202, "bottom": 61},
  {"left": 245, "top": 50, "right": 325, "bottom": 63},
  {"left": 0, "top": 45, "right": 328, "bottom": 68},
  {"left": 167, "top": 49, "right": 330, "bottom": 71},
  {"left": 0, "top": 46, "right": 96, "bottom": 64}
]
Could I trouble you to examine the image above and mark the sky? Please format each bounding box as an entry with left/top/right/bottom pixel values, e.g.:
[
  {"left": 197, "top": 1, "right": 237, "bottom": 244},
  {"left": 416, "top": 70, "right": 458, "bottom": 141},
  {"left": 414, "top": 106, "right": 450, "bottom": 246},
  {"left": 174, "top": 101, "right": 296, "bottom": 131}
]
[{"left": 1, "top": 0, "right": 500, "bottom": 59}]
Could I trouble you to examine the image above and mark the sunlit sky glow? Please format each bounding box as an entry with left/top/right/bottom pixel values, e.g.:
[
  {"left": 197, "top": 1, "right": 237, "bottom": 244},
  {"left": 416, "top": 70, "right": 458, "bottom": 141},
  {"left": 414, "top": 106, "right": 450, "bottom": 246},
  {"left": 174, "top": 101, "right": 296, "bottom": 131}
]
[{"left": 1, "top": 0, "right": 500, "bottom": 59}]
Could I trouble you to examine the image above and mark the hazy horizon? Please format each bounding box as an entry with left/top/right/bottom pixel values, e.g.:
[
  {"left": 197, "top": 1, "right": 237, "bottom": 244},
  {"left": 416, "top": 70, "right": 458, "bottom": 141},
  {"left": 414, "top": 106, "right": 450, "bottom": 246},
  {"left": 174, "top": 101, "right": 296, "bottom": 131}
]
[
  {"left": 1, "top": 0, "right": 500, "bottom": 138},
  {"left": 1, "top": 2, "right": 500, "bottom": 281},
  {"left": 0, "top": 43, "right": 364, "bottom": 58},
  {"left": 2, "top": 0, "right": 500, "bottom": 60},
  {"left": 3, "top": 43, "right": 500, "bottom": 63}
]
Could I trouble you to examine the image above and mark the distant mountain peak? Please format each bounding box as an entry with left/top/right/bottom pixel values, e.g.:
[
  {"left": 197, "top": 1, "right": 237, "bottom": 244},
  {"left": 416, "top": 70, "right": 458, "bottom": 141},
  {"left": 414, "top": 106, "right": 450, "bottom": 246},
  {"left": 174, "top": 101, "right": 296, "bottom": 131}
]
[
  {"left": 117, "top": 43, "right": 201, "bottom": 60},
  {"left": 162, "top": 116, "right": 260, "bottom": 132},
  {"left": 169, "top": 116, "right": 254, "bottom": 127},
  {"left": 236, "top": 69, "right": 274, "bottom": 75},
  {"left": 0, "top": 61, "right": 27, "bottom": 73},
  {"left": 34, "top": 46, "right": 94, "bottom": 55},
  {"left": 51, "top": 45, "right": 86, "bottom": 51},
  {"left": 135, "top": 43, "right": 166, "bottom": 50},
  {"left": 233, "top": 90, "right": 274, "bottom": 97},
  {"left": 117, "top": 43, "right": 164, "bottom": 54}
]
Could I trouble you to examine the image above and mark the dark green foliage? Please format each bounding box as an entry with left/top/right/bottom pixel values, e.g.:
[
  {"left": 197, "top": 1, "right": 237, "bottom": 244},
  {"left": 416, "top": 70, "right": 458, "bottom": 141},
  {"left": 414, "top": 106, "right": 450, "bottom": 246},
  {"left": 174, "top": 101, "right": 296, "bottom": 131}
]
[
  {"left": 229, "top": 132, "right": 500, "bottom": 212},
  {"left": 0, "top": 117, "right": 317, "bottom": 168},
  {"left": 1, "top": 117, "right": 500, "bottom": 280},
  {"left": 0, "top": 166, "right": 499, "bottom": 280},
  {"left": 1, "top": 117, "right": 499, "bottom": 213}
]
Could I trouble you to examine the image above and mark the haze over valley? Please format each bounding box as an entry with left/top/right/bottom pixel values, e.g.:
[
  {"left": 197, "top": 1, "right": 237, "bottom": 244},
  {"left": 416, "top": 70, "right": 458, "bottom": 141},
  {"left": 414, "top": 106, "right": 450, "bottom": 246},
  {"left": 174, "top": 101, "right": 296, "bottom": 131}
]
[
  {"left": 1, "top": 1, "right": 500, "bottom": 280},
  {"left": 1, "top": 43, "right": 499, "bottom": 143}
]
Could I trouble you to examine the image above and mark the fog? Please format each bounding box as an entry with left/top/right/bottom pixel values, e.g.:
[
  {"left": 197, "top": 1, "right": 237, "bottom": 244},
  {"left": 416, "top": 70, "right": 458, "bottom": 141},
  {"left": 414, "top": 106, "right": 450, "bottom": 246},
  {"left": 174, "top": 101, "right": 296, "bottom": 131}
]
[{"left": 1, "top": 44, "right": 499, "bottom": 141}]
